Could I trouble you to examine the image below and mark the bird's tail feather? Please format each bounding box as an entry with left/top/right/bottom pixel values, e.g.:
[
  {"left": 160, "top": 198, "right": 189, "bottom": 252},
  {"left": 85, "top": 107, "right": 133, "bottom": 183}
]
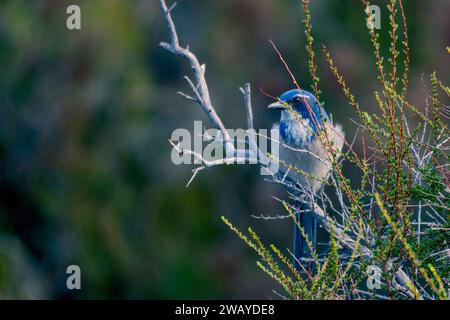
[{"left": 293, "top": 200, "right": 317, "bottom": 271}]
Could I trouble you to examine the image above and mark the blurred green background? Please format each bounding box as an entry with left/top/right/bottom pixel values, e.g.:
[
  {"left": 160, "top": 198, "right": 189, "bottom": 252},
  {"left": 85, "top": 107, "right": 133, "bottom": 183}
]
[{"left": 0, "top": 0, "right": 448, "bottom": 299}]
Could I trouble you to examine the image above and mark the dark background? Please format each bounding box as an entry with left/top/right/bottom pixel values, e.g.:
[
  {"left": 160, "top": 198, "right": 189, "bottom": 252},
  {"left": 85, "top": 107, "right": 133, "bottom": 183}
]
[{"left": 0, "top": 0, "right": 448, "bottom": 298}]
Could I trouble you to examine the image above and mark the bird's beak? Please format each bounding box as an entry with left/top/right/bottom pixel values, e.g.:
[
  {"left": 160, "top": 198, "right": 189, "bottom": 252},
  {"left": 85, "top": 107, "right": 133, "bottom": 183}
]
[{"left": 267, "top": 101, "right": 288, "bottom": 110}]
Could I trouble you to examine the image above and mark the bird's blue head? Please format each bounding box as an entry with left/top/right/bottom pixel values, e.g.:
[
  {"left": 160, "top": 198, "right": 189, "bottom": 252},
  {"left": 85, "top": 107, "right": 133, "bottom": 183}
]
[{"left": 268, "top": 89, "right": 328, "bottom": 134}]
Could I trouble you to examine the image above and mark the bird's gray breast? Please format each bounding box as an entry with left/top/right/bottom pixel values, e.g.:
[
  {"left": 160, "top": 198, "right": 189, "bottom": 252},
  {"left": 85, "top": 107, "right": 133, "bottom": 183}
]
[{"left": 278, "top": 119, "right": 342, "bottom": 192}]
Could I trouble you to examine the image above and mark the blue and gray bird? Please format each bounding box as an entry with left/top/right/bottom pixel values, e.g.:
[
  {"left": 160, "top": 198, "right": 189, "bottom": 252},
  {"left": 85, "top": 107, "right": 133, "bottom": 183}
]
[{"left": 268, "top": 89, "right": 345, "bottom": 267}]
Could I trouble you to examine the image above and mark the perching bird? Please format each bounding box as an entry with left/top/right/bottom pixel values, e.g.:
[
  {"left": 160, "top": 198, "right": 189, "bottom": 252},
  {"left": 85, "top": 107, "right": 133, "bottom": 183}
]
[{"left": 268, "top": 89, "right": 345, "bottom": 268}]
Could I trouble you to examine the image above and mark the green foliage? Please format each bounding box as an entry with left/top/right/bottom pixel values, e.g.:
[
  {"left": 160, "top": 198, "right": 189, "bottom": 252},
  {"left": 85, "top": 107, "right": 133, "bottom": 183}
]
[{"left": 223, "top": 0, "right": 449, "bottom": 300}]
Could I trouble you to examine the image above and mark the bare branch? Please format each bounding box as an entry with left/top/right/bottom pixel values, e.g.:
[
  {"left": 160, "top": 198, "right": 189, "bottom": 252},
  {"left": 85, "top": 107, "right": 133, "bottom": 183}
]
[
  {"left": 240, "top": 83, "right": 253, "bottom": 130},
  {"left": 158, "top": 0, "right": 234, "bottom": 153}
]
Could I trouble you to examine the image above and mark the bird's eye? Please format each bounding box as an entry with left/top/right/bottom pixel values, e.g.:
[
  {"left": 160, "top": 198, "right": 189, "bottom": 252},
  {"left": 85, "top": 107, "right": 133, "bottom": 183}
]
[{"left": 293, "top": 95, "right": 302, "bottom": 103}]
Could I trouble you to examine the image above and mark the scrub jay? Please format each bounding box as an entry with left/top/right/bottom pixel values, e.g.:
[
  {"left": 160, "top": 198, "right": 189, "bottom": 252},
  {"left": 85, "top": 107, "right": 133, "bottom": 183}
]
[{"left": 268, "top": 89, "right": 345, "bottom": 267}]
